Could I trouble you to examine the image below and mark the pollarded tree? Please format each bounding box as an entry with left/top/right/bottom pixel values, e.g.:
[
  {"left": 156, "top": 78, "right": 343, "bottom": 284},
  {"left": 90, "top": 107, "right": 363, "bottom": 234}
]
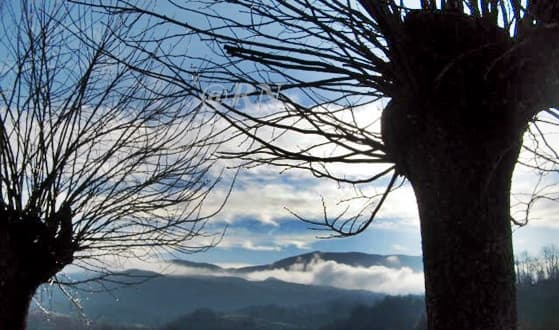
[
  {"left": 0, "top": 1, "right": 230, "bottom": 329},
  {"left": 88, "top": 0, "right": 559, "bottom": 329}
]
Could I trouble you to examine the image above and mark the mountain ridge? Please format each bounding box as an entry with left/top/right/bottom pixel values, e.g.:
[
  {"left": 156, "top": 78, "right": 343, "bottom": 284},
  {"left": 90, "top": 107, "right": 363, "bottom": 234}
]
[
  {"left": 32, "top": 251, "right": 423, "bottom": 327},
  {"left": 170, "top": 250, "right": 423, "bottom": 273},
  {"left": 34, "top": 270, "right": 382, "bottom": 327}
]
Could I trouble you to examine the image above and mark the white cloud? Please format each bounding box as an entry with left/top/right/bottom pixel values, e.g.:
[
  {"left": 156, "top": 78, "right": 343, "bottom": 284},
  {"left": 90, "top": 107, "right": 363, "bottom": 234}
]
[
  {"left": 242, "top": 257, "right": 424, "bottom": 295},
  {"left": 241, "top": 241, "right": 281, "bottom": 252},
  {"left": 154, "top": 255, "right": 425, "bottom": 296},
  {"left": 385, "top": 255, "right": 400, "bottom": 264},
  {"left": 509, "top": 112, "right": 559, "bottom": 230},
  {"left": 214, "top": 262, "right": 252, "bottom": 268},
  {"left": 208, "top": 180, "right": 317, "bottom": 225},
  {"left": 205, "top": 167, "right": 422, "bottom": 236},
  {"left": 374, "top": 185, "right": 420, "bottom": 230},
  {"left": 511, "top": 168, "right": 559, "bottom": 229},
  {"left": 217, "top": 227, "right": 317, "bottom": 252}
]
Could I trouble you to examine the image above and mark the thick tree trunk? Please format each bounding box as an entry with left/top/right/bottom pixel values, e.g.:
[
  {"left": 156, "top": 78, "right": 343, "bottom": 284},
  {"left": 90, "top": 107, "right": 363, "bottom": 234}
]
[
  {"left": 0, "top": 271, "right": 38, "bottom": 330},
  {"left": 415, "top": 146, "right": 519, "bottom": 329},
  {"left": 0, "top": 224, "right": 40, "bottom": 330},
  {"left": 416, "top": 174, "right": 517, "bottom": 329},
  {"left": 382, "top": 96, "right": 525, "bottom": 329},
  {"left": 0, "top": 207, "right": 75, "bottom": 330},
  {"left": 408, "top": 133, "right": 520, "bottom": 329},
  {"left": 378, "top": 11, "right": 546, "bottom": 329}
]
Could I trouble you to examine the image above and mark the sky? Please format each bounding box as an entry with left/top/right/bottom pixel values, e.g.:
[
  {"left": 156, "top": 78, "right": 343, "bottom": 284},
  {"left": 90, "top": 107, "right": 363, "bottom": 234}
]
[
  {"left": 121, "top": 0, "right": 559, "bottom": 269},
  {"left": 122, "top": 128, "right": 559, "bottom": 296},
  {"left": 181, "top": 145, "right": 559, "bottom": 268},
  {"left": 18, "top": 0, "right": 556, "bottom": 296}
]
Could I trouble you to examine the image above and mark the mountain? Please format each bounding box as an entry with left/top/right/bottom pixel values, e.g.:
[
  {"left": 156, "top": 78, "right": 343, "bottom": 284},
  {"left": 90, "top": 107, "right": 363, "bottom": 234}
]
[
  {"left": 31, "top": 251, "right": 422, "bottom": 327},
  {"left": 168, "top": 259, "right": 224, "bottom": 271},
  {"left": 232, "top": 251, "right": 423, "bottom": 273},
  {"left": 320, "top": 295, "right": 426, "bottom": 330},
  {"left": 34, "top": 269, "right": 382, "bottom": 327},
  {"left": 162, "top": 300, "right": 368, "bottom": 330},
  {"left": 29, "top": 249, "right": 559, "bottom": 329},
  {"left": 167, "top": 251, "right": 423, "bottom": 274},
  {"left": 27, "top": 310, "right": 151, "bottom": 330},
  {"left": 30, "top": 279, "right": 559, "bottom": 330},
  {"left": 162, "top": 308, "right": 306, "bottom": 330}
]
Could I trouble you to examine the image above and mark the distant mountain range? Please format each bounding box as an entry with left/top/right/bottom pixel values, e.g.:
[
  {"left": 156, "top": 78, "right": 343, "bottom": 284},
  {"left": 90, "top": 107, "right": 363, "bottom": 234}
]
[
  {"left": 37, "top": 270, "right": 380, "bottom": 327},
  {"left": 32, "top": 251, "right": 423, "bottom": 327},
  {"left": 28, "top": 252, "right": 559, "bottom": 329},
  {"left": 170, "top": 251, "right": 424, "bottom": 273}
]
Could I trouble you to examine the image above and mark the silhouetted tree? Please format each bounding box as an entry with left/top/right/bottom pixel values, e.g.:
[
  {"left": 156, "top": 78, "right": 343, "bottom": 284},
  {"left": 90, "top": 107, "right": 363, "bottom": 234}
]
[
  {"left": 516, "top": 245, "right": 559, "bottom": 284},
  {"left": 85, "top": 1, "right": 559, "bottom": 329},
  {"left": 516, "top": 251, "right": 538, "bottom": 285},
  {"left": 0, "top": 1, "right": 229, "bottom": 329},
  {"left": 543, "top": 245, "right": 559, "bottom": 280}
]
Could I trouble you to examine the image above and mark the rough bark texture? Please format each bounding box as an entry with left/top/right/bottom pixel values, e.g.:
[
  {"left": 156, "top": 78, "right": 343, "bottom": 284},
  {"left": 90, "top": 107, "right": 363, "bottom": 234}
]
[
  {"left": 0, "top": 263, "right": 38, "bottom": 330},
  {"left": 0, "top": 207, "right": 74, "bottom": 330},
  {"left": 380, "top": 10, "right": 537, "bottom": 330},
  {"left": 383, "top": 96, "right": 524, "bottom": 329},
  {"left": 414, "top": 138, "right": 519, "bottom": 330}
]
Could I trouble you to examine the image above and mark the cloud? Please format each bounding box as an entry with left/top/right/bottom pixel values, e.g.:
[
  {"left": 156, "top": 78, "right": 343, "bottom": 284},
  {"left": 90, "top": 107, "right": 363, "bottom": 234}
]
[
  {"left": 240, "top": 241, "right": 281, "bottom": 252},
  {"left": 509, "top": 112, "right": 559, "bottom": 229},
  {"left": 201, "top": 98, "right": 413, "bottom": 229},
  {"left": 511, "top": 168, "right": 559, "bottom": 229},
  {"left": 242, "top": 257, "right": 425, "bottom": 295},
  {"left": 157, "top": 255, "right": 425, "bottom": 296},
  {"left": 217, "top": 227, "right": 318, "bottom": 252},
  {"left": 207, "top": 180, "right": 317, "bottom": 226},
  {"left": 205, "top": 167, "right": 422, "bottom": 235},
  {"left": 385, "top": 255, "right": 400, "bottom": 264}
]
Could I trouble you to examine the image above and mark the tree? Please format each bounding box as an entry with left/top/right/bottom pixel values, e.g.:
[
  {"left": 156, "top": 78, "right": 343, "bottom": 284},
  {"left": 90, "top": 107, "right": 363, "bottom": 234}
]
[
  {"left": 543, "top": 245, "right": 559, "bottom": 280},
  {"left": 0, "top": 1, "right": 229, "bottom": 329},
  {"left": 515, "top": 245, "right": 559, "bottom": 284},
  {"left": 87, "top": 0, "right": 559, "bottom": 329}
]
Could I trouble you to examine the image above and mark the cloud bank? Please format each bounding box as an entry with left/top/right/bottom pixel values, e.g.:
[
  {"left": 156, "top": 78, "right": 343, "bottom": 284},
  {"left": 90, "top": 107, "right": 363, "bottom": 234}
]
[
  {"left": 242, "top": 257, "right": 425, "bottom": 295},
  {"left": 157, "top": 256, "right": 425, "bottom": 296}
]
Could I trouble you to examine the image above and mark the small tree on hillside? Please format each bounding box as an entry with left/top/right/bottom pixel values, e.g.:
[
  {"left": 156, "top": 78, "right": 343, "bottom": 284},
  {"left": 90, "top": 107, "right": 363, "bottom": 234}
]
[
  {"left": 543, "top": 245, "right": 559, "bottom": 280},
  {"left": 87, "top": 0, "right": 559, "bottom": 329},
  {"left": 0, "top": 2, "right": 229, "bottom": 329},
  {"left": 515, "top": 245, "right": 559, "bottom": 284}
]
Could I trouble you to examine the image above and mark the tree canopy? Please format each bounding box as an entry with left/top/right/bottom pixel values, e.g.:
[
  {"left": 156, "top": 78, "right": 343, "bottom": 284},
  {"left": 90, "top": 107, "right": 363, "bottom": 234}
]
[
  {"left": 0, "top": 1, "right": 230, "bottom": 328},
  {"left": 92, "top": 0, "right": 559, "bottom": 232},
  {"left": 70, "top": 0, "right": 559, "bottom": 329}
]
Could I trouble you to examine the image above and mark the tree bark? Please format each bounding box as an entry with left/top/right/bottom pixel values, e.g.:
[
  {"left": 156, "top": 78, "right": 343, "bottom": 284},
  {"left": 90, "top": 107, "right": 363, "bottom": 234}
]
[
  {"left": 0, "top": 271, "right": 38, "bottom": 330},
  {"left": 378, "top": 12, "right": 547, "bottom": 328},
  {"left": 0, "top": 208, "right": 75, "bottom": 330},
  {"left": 410, "top": 133, "right": 519, "bottom": 329},
  {"left": 414, "top": 138, "right": 519, "bottom": 329},
  {"left": 417, "top": 169, "right": 517, "bottom": 329},
  {"left": 0, "top": 224, "right": 39, "bottom": 330},
  {"left": 382, "top": 95, "right": 525, "bottom": 329}
]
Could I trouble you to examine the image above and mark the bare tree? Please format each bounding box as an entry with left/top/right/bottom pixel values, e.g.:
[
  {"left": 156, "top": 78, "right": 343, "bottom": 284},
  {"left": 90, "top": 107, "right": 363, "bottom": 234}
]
[
  {"left": 543, "top": 245, "right": 559, "bottom": 280},
  {"left": 0, "top": 1, "right": 230, "bottom": 329},
  {"left": 515, "top": 245, "right": 559, "bottom": 284},
  {"left": 515, "top": 251, "right": 536, "bottom": 285},
  {"left": 84, "top": 0, "right": 559, "bottom": 329}
]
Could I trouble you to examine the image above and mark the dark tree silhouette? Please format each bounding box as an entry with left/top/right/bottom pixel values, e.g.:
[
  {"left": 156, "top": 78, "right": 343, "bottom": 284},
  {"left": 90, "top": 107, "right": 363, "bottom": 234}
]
[
  {"left": 85, "top": 0, "right": 559, "bottom": 329},
  {"left": 0, "top": 1, "right": 230, "bottom": 329},
  {"left": 516, "top": 245, "right": 559, "bottom": 284},
  {"left": 543, "top": 245, "right": 559, "bottom": 280}
]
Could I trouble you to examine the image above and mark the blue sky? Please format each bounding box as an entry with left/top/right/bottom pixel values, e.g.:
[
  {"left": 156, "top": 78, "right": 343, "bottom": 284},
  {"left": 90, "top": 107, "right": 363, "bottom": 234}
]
[
  {"left": 2, "top": 1, "right": 556, "bottom": 299},
  {"left": 182, "top": 151, "right": 559, "bottom": 267},
  {"left": 34, "top": 0, "right": 555, "bottom": 272},
  {"left": 132, "top": 0, "right": 559, "bottom": 268}
]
